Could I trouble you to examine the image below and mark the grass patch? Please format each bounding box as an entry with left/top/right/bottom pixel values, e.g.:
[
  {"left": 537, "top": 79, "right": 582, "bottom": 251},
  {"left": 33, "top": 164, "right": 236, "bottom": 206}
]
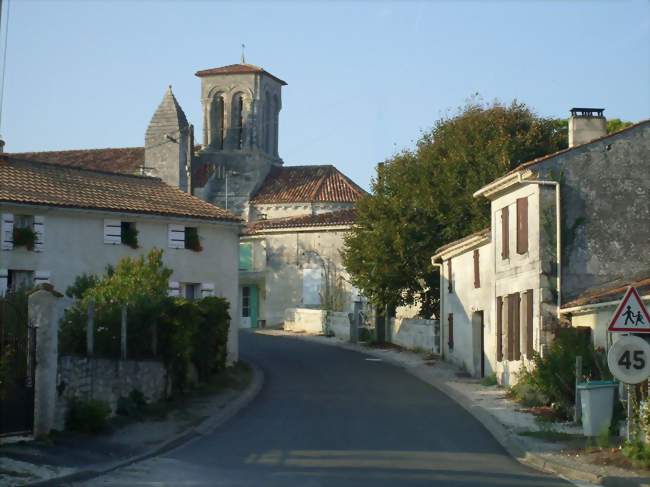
[{"left": 480, "top": 373, "right": 498, "bottom": 386}]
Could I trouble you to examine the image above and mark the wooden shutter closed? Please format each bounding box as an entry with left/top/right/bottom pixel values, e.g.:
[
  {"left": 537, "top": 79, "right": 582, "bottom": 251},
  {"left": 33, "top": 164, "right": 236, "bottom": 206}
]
[
  {"left": 168, "top": 224, "right": 185, "bottom": 249},
  {"left": 447, "top": 313, "right": 454, "bottom": 349},
  {"left": 33, "top": 215, "right": 45, "bottom": 252},
  {"left": 1, "top": 213, "right": 14, "bottom": 250},
  {"left": 104, "top": 219, "right": 122, "bottom": 245},
  {"left": 513, "top": 293, "right": 521, "bottom": 360},
  {"left": 447, "top": 258, "right": 453, "bottom": 293},
  {"left": 501, "top": 206, "right": 509, "bottom": 259},
  {"left": 516, "top": 197, "right": 528, "bottom": 254},
  {"left": 201, "top": 282, "right": 215, "bottom": 297},
  {"left": 526, "top": 290, "right": 534, "bottom": 356},
  {"left": 34, "top": 271, "right": 50, "bottom": 285},
  {"left": 473, "top": 249, "right": 480, "bottom": 288},
  {"left": 496, "top": 297, "right": 503, "bottom": 361},
  {"left": 0, "top": 269, "right": 7, "bottom": 295},
  {"left": 168, "top": 281, "right": 180, "bottom": 297}
]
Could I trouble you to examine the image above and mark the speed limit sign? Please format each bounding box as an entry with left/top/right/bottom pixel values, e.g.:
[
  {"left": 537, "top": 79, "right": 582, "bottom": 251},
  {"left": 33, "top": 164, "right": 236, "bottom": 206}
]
[{"left": 607, "top": 335, "right": 650, "bottom": 384}]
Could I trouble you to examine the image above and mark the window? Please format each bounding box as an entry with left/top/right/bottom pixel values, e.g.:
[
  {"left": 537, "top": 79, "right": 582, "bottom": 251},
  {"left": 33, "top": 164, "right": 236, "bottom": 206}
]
[
  {"left": 516, "top": 197, "right": 528, "bottom": 254},
  {"left": 13, "top": 215, "right": 38, "bottom": 251},
  {"left": 211, "top": 95, "right": 225, "bottom": 149},
  {"left": 182, "top": 283, "right": 200, "bottom": 300},
  {"left": 447, "top": 313, "right": 454, "bottom": 349},
  {"left": 104, "top": 219, "right": 138, "bottom": 248},
  {"left": 447, "top": 258, "right": 453, "bottom": 293},
  {"left": 473, "top": 249, "right": 480, "bottom": 288},
  {"left": 184, "top": 227, "right": 202, "bottom": 251},
  {"left": 120, "top": 222, "right": 138, "bottom": 248},
  {"left": 169, "top": 225, "right": 201, "bottom": 251},
  {"left": 496, "top": 296, "right": 503, "bottom": 361},
  {"left": 501, "top": 206, "right": 509, "bottom": 259},
  {"left": 239, "top": 243, "right": 253, "bottom": 271},
  {"left": 525, "top": 290, "right": 534, "bottom": 356},
  {"left": 302, "top": 267, "right": 322, "bottom": 306},
  {"left": 242, "top": 286, "right": 251, "bottom": 317},
  {"left": 8, "top": 270, "right": 34, "bottom": 292}
]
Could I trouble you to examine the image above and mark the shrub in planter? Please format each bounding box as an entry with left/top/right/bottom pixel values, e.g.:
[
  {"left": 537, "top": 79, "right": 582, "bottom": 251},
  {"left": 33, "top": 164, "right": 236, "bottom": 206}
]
[
  {"left": 12, "top": 227, "right": 37, "bottom": 250},
  {"left": 66, "top": 398, "right": 111, "bottom": 434}
]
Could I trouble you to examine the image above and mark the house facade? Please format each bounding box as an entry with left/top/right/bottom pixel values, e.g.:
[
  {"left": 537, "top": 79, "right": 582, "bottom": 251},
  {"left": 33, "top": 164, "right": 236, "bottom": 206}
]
[
  {"left": 433, "top": 109, "right": 650, "bottom": 385},
  {"left": 0, "top": 156, "right": 242, "bottom": 362}
]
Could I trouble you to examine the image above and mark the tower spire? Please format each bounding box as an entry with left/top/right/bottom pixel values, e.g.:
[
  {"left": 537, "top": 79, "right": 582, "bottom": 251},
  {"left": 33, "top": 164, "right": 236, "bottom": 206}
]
[{"left": 241, "top": 43, "right": 245, "bottom": 64}]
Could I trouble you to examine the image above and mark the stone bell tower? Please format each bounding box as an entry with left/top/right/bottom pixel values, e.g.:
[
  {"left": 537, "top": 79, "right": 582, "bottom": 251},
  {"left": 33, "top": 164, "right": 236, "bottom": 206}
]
[{"left": 192, "top": 63, "right": 286, "bottom": 217}]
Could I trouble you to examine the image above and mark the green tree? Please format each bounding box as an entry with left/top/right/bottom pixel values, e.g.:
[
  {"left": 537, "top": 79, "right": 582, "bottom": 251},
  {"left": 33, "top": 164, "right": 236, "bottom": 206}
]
[
  {"left": 607, "top": 118, "right": 633, "bottom": 134},
  {"left": 343, "top": 99, "right": 567, "bottom": 316}
]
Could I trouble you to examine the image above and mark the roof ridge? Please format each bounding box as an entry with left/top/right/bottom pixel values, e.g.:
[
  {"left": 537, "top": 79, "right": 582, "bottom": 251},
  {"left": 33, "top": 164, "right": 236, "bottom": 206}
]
[
  {"left": 9, "top": 146, "right": 143, "bottom": 155},
  {"left": 3, "top": 156, "right": 156, "bottom": 181}
]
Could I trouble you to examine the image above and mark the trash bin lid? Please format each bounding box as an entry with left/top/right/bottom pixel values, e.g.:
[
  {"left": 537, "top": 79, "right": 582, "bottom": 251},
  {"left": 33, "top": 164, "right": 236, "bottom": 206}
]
[{"left": 576, "top": 380, "right": 618, "bottom": 390}]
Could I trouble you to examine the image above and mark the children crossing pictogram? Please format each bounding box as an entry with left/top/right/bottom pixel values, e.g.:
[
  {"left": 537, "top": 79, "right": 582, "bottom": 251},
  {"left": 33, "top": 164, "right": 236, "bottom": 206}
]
[{"left": 609, "top": 287, "right": 650, "bottom": 333}]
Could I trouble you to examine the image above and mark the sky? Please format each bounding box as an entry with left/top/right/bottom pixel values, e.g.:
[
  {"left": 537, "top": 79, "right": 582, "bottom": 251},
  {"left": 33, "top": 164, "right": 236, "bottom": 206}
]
[{"left": 2, "top": 0, "right": 649, "bottom": 190}]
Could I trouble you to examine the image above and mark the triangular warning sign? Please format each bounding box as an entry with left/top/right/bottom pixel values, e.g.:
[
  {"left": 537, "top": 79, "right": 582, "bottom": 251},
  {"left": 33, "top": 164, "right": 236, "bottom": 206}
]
[{"left": 609, "top": 286, "right": 650, "bottom": 333}]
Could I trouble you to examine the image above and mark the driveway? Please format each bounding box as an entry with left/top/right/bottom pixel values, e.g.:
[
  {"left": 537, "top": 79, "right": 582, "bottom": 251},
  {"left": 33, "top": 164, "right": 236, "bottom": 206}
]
[{"left": 75, "top": 331, "right": 575, "bottom": 486}]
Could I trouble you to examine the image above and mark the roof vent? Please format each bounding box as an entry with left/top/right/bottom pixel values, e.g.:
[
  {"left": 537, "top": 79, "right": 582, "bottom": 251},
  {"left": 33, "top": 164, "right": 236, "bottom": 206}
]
[{"left": 569, "top": 107, "right": 607, "bottom": 148}]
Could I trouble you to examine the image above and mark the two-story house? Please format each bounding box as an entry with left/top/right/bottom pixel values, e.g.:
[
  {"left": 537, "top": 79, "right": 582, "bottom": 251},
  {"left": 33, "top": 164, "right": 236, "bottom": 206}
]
[
  {"left": 433, "top": 109, "right": 650, "bottom": 385},
  {"left": 0, "top": 155, "right": 243, "bottom": 362}
]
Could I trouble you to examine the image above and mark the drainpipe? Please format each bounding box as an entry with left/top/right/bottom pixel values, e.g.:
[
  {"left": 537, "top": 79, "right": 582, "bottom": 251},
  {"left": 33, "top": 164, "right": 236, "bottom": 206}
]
[
  {"left": 431, "top": 262, "right": 444, "bottom": 358},
  {"left": 519, "top": 174, "right": 561, "bottom": 318}
]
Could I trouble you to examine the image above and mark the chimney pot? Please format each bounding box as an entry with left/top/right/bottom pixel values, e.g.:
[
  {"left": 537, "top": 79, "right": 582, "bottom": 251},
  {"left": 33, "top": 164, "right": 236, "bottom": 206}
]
[{"left": 568, "top": 107, "right": 607, "bottom": 148}]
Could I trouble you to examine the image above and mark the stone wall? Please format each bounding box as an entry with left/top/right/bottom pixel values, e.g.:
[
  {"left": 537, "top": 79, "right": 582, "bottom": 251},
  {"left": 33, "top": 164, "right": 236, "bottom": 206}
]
[
  {"left": 283, "top": 308, "right": 326, "bottom": 334},
  {"left": 327, "top": 311, "right": 351, "bottom": 340},
  {"left": 54, "top": 355, "right": 167, "bottom": 430},
  {"left": 390, "top": 318, "right": 437, "bottom": 353}
]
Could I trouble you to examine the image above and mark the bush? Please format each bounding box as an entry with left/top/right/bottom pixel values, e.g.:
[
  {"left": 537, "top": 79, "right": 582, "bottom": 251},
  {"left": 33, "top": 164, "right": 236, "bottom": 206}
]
[
  {"left": 116, "top": 389, "right": 148, "bottom": 419},
  {"left": 66, "top": 398, "right": 111, "bottom": 434},
  {"left": 480, "top": 373, "right": 498, "bottom": 387},
  {"left": 623, "top": 440, "right": 650, "bottom": 469},
  {"left": 193, "top": 297, "right": 230, "bottom": 380}
]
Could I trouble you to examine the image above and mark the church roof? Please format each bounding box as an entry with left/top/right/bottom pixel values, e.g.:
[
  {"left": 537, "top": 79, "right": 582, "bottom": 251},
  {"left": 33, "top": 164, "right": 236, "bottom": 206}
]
[
  {"left": 250, "top": 165, "right": 367, "bottom": 204},
  {"left": 245, "top": 208, "right": 357, "bottom": 234},
  {"left": 0, "top": 156, "right": 241, "bottom": 223},
  {"left": 7, "top": 146, "right": 144, "bottom": 174},
  {"left": 146, "top": 86, "right": 189, "bottom": 143},
  {"left": 195, "top": 63, "right": 287, "bottom": 86}
]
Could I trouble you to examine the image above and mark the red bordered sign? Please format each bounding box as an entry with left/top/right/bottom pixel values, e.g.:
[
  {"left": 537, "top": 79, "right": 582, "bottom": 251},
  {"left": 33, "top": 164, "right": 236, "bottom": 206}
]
[{"left": 608, "top": 286, "right": 650, "bottom": 333}]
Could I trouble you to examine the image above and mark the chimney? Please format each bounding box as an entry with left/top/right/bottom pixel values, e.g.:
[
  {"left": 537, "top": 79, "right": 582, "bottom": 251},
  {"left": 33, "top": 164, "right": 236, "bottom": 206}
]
[{"left": 568, "top": 108, "right": 607, "bottom": 148}]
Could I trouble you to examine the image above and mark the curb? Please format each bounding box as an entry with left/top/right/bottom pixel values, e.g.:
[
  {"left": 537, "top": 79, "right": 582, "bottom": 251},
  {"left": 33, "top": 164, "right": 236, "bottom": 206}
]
[
  {"left": 261, "top": 331, "right": 631, "bottom": 486},
  {"left": 27, "top": 361, "right": 265, "bottom": 486}
]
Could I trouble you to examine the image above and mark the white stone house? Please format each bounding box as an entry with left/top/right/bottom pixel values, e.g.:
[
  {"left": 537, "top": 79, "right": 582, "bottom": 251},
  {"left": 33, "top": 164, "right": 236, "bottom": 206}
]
[
  {"left": 433, "top": 109, "right": 650, "bottom": 385},
  {"left": 0, "top": 156, "right": 243, "bottom": 362}
]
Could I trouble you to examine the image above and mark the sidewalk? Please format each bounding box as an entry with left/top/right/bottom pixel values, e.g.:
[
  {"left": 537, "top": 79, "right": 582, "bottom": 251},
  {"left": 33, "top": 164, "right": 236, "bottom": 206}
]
[
  {"left": 0, "top": 362, "right": 263, "bottom": 486},
  {"left": 258, "top": 329, "right": 650, "bottom": 487}
]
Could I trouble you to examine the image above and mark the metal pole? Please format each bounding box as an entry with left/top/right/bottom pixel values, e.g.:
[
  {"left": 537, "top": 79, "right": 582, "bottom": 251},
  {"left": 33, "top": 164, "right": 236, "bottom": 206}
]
[
  {"left": 121, "top": 304, "right": 127, "bottom": 360},
  {"left": 86, "top": 299, "right": 94, "bottom": 357},
  {"left": 225, "top": 172, "right": 228, "bottom": 210},
  {"left": 627, "top": 384, "right": 632, "bottom": 441},
  {"left": 574, "top": 355, "right": 582, "bottom": 423}
]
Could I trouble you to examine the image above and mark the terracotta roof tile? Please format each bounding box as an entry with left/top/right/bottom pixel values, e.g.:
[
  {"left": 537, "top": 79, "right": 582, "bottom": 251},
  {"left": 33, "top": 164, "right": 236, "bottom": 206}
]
[
  {"left": 0, "top": 156, "right": 241, "bottom": 223},
  {"left": 433, "top": 227, "right": 491, "bottom": 258},
  {"left": 251, "top": 165, "right": 367, "bottom": 204},
  {"left": 562, "top": 274, "right": 650, "bottom": 309},
  {"left": 245, "top": 209, "right": 356, "bottom": 234},
  {"left": 195, "top": 63, "right": 287, "bottom": 86},
  {"left": 8, "top": 147, "right": 144, "bottom": 174}
]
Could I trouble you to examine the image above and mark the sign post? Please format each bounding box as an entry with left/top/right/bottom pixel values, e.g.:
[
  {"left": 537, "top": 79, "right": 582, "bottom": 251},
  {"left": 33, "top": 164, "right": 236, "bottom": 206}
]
[{"left": 606, "top": 287, "right": 650, "bottom": 440}]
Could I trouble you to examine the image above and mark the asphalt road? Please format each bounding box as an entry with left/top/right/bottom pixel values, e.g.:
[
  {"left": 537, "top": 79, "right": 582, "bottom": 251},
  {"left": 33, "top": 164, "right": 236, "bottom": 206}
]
[{"left": 78, "top": 331, "right": 574, "bottom": 486}]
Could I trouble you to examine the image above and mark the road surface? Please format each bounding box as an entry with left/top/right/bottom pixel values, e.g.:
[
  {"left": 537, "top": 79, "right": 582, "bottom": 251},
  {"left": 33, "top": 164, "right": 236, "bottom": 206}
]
[{"left": 76, "top": 331, "right": 575, "bottom": 486}]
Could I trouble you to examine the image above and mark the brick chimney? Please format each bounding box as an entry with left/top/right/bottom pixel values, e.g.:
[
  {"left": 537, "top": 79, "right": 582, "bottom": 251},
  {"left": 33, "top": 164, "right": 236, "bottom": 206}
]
[{"left": 568, "top": 108, "right": 607, "bottom": 148}]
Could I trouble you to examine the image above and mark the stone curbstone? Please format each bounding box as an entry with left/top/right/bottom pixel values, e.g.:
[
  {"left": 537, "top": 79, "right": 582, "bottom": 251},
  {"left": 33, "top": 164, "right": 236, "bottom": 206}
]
[{"left": 27, "top": 361, "right": 264, "bottom": 487}]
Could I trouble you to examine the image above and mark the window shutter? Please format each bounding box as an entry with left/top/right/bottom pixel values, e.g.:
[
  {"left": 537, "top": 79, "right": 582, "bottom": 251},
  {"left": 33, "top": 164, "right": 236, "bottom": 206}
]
[
  {"left": 168, "top": 224, "right": 185, "bottom": 249},
  {"left": 473, "top": 249, "right": 480, "bottom": 288},
  {"left": 513, "top": 293, "right": 521, "bottom": 360},
  {"left": 1, "top": 213, "right": 14, "bottom": 250},
  {"left": 239, "top": 243, "right": 253, "bottom": 271},
  {"left": 447, "top": 258, "right": 453, "bottom": 293},
  {"left": 103, "top": 219, "right": 122, "bottom": 245},
  {"left": 168, "top": 281, "right": 180, "bottom": 297},
  {"left": 526, "top": 290, "right": 534, "bottom": 357},
  {"left": 506, "top": 293, "right": 517, "bottom": 361},
  {"left": 0, "top": 269, "right": 7, "bottom": 295},
  {"left": 33, "top": 215, "right": 45, "bottom": 252},
  {"left": 496, "top": 297, "right": 503, "bottom": 361},
  {"left": 34, "top": 271, "right": 50, "bottom": 285},
  {"left": 201, "top": 282, "right": 215, "bottom": 297},
  {"left": 516, "top": 197, "right": 528, "bottom": 254},
  {"left": 501, "top": 206, "right": 509, "bottom": 259},
  {"left": 447, "top": 313, "right": 454, "bottom": 349}
]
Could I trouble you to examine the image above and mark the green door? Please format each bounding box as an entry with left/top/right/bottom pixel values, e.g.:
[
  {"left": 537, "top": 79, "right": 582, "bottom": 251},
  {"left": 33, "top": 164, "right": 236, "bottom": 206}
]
[
  {"left": 250, "top": 285, "right": 259, "bottom": 328},
  {"left": 242, "top": 285, "right": 259, "bottom": 328}
]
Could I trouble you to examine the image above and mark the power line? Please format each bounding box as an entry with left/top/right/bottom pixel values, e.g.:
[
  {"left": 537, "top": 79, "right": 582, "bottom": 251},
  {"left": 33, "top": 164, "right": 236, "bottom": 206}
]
[{"left": 0, "top": 0, "right": 10, "bottom": 136}]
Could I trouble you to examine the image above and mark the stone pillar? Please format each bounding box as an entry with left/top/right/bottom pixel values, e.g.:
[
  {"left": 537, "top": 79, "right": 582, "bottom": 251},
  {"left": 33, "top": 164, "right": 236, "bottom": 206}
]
[{"left": 29, "top": 286, "right": 63, "bottom": 438}]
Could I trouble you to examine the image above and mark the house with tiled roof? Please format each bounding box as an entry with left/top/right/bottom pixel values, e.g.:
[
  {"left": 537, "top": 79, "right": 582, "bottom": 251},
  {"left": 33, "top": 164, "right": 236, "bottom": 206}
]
[
  {"left": 432, "top": 109, "right": 650, "bottom": 385},
  {"left": 9, "top": 63, "right": 367, "bottom": 329},
  {"left": 0, "top": 155, "right": 243, "bottom": 362}
]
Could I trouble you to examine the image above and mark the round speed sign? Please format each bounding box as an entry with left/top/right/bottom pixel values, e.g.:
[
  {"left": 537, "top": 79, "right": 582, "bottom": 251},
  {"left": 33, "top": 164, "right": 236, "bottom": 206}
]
[{"left": 607, "top": 335, "right": 650, "bottom": 384}]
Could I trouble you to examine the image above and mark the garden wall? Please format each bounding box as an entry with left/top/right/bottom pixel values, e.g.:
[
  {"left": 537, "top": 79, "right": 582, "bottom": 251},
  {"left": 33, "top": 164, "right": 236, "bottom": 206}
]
[
  {"left": 328, "top": 312, "right": 351, "bottom": 340},
  {"left": 283, "top": 308, "right": 326, "bottom": 334},
  {"left": 389, "top": 318, "right": 437, "bottom": 352},
  {"left": 54, "top": 355, "right": 167, "bottom": 430}
]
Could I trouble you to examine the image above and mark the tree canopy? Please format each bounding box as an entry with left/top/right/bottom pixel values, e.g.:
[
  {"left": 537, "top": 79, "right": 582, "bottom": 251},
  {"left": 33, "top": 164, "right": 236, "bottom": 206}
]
[{"left": 342, "top": 99, "right": 568, "bottom": 317}]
